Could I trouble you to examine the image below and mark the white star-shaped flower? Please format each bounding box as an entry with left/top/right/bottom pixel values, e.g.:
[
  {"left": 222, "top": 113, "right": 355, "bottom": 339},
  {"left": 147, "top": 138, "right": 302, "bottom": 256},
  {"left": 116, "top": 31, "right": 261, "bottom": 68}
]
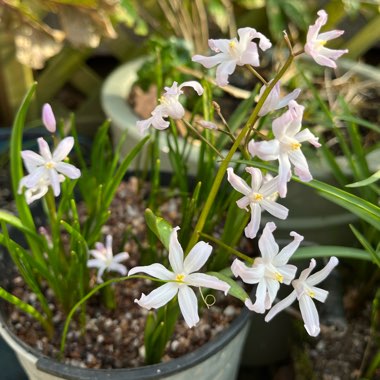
[
  {"left": 265, "top": 256, "right": 339, "bottom": 336},
  {"left": 19, "top": 136, "right": 81, "bottom": 198},
  {"left": 305, "top": 10, "right": 348, "bottom": 69},
  {"left": 248, "top": 100, "right": 321, "bottom": 198},
  {"left": 128, "top": 227, "right": 230, "bottom": 328},
  {"left": 192, "top": 27, "right": 271, "bottom": 87},
  {"left": 227, "top": 167, "right": 288, "bottom": 239},
  {"left": 136, "top": 81, "right": 203, "bottom": 134},
  {"left": 87, "top": 235, "right": 129, "bottom": 283},
  {"left": 232, "top": 222, "right": 301, "bottom": 313}
]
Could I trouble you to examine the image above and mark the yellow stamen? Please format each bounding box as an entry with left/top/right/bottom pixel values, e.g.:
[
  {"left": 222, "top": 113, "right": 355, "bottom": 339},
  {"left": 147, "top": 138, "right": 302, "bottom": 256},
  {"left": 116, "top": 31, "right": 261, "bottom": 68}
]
[
  {"left": 229, "top": 40, "right": 236, "bottom": 48},
  {"left": 291, "top": 142, "right": 301, "bottom": 151},
  {"left": 45, "top": 162, "right": 55, "bottom": 169},
  {"left": 317, "top": 40, "right": 327, "bottom": 47},
  {"left": 175, "top": 274, "right": 185, "bottom": 283},
  {"left": 308, "top": 290, "right": 315, "bottom": 298},
  {"left": 275, "top": 272, "right": 284, "bottom": 283},
  {"left": 251, "top": 192, "right": 263, "bottom": 202}
]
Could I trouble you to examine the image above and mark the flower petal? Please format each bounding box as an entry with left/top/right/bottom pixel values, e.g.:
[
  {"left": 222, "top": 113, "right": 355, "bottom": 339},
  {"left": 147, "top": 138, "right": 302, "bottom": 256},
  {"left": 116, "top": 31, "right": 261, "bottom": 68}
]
[
  {"left": 183, "top": 241, "right": 212, "bottom": 274},
  {"left": 135, "top": 282, "right": 178, "bottom": 310},
  {"left": 227, "top": 168, "right": 251, "bottom": 196},
  {"left": 113, "top": 252, "right": 129, "bottom": 263},
  {"left": 289, "top": 149, "right": 312, "bottom": 182},
  {"left": 53, "top": 137, "right": 74, "bottom": 162},
  {"left": 260, "top": 199, "right": 288, "bottom": 220},
  {"left": 178, "top": 286, "right": 199, "bottom": 328},
  {"left": 252, "top": 280, "right": 267, "bottom": 313},
  {"left": 245, "top": 167, "right": 263, "bottom": 192},
  {"left": 215, "top": 60, "right": 237, "bottom": 87},
  {"left": 248, "top": 139, "right": 280, "bottom": 161},
  {"left": 186, "top": 273, "right": 230, "bottom": 295},
  {"left": 244, "top": 202, "right": 261, "bottom": 239},
  {"left": 264, "top": 291, "right": 297, "bottom": 322},
  {"left": 179, "top": 81, "right": 204, "bottom": 96},
  {"left": 21, "top": 150, "right": 44, "bottom": 168},
  {"left": 55, "top": 162, "right": 81, "bottom": 179},
  {"left": 274, "top": 231, "right": 304, "bottom": 266},
  {"left": 48, "top": 169, "right": 61, "bottom": 196},
  {"left": 258, "top": 222, "right": 279, "bottom": 262},
  {"left": 278, "top": 153, "right": 291, "bottom": 198},
  {"left": 169, "top": 227, "right": 184, "bottom": 274},
  {"left": 231, "top": 258, "right": 263, "bottom": 284},
  {"left": 299, "top": 294, "right": 320, "bottom": 336},
  {"left": 128, "top": 263, "right": 174, "bottom": 280},
  {"left": 38, "top": 138, "right": 52, "bottom": 160},
  {"left": 307, "top": 257, "right": 339, "bottom": 286},
  {"left": 108, "top": 262, "right": 128, "bottom": 276}
]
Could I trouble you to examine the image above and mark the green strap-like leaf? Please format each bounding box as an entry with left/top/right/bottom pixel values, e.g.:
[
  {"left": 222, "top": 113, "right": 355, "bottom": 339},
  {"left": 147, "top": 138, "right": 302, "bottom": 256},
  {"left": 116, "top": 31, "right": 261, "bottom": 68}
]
[
  {"left": 144, "top": 209, "right": 173, "bottom": 250},
  {"left": 208, "top": 271, "right": 250, "bottom": 303},
  {"left": 292, "top": 245, "right": 373, "bottom": 262}
]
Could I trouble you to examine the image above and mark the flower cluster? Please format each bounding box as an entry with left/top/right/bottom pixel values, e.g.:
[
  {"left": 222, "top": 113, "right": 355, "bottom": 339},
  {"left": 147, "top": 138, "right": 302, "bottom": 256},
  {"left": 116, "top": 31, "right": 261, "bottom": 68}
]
[
  {"left": 8, "top": 10, "right": 349, "bottom": 368},
  {"left": 127, "top": 9, "right": 346, "bottom": 335}
]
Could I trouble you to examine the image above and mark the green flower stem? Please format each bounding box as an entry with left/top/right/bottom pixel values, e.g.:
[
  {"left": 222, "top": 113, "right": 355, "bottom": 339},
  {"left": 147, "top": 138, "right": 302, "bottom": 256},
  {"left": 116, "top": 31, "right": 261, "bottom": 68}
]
[
  {"left": 182, "top": 119, "right": 224, "bottom": 159},
  {"left": 245, "top": 65, "right": 268, "bottom": 85},
  {"left": 186, "top": 48, "right": 295, "bottom": 254},
  {"left": 199, "top": 232, "right": 254, "bottom": 265}
]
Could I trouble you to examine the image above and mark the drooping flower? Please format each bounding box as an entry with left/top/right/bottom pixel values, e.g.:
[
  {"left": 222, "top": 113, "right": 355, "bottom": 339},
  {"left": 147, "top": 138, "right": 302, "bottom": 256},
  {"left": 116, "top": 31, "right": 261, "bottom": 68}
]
[
  {"left": 129, "top": 227, "right": 230, "bottom": 328},
  {"left": 265, "top": 257, "right": 339, "bottom": 336},
  {"left": 248, "top": 100, "right": 321, "bottom": 198},
  {"left": 192, "top": 28, "right": 271, "bottom": 87},
  {"left": 87, "top": 235, "right": 129, "bottom": 283},
  {"left": 42, "top": 103, "right": 56, "bottom": 133},
  {"left": 19, "top": 137, "right": 81, "bottom": 198},
  {"left": 136, "top": 81, "right": 204, "bottom": 134},
  {"left": 305, "top": 10, "right": 348, "bottom": 69},
  {"left": 227, "top": 167, "right": 288, "bottom": 239},
  {"left": 231, "top": 222, "right": 301, "bottom": 313},
  {"left": 258, "top": 81, "right": 301, "bottom": 116},
  {"left": 22, "top": 175, "right": 65, "bottom": 204}
]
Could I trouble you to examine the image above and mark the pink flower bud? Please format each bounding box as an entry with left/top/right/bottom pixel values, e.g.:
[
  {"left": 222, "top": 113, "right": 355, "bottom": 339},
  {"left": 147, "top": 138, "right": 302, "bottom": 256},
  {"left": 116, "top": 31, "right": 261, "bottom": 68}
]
[{"left": 42, "top": 103, "right": 56, "bottom": 133}]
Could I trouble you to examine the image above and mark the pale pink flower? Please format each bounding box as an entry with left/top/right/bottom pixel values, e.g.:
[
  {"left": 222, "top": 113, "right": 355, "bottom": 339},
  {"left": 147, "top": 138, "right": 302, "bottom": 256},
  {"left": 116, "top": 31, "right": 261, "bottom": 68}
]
[
  {"left": 265, "top": 257, "right": 339, "bottom": 336},
  {"left": 227, "top": 167, "right": 288, "bottom": 239},
  {"left": 248, "top": 101, "right": 321, "bottom": 198},
  {"left": 258, "top": 81, "right": 301, "bottom": 116},
  {"left": 87, "top": 235, "right": 129, "bottom": 283},
  {"left": 231, "top": 222, "right": 301, "bottom": 313},
  {"left": 136, "top": 81, "right": 203, "bottom": 134},
  {"left": 42, "top": 103, "right": 56, "bottom": 133},
  {"left": 129, "top": 227, "right": 230, "bottom": 328},
  {"left": 192, "top": 28, "right": 271, "bottom": 87},
  {"left": 305, "top": 10, "right": 348, "bottom": 69},
  {"left": 19, "top": 137, "right": 81, "bottom": 198}
]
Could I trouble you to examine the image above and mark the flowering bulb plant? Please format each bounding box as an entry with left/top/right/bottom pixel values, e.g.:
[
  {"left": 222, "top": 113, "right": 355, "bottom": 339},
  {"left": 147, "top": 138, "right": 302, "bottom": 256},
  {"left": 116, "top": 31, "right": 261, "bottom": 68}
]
[{"left": 2, "top": 9, "right": 375, "bottom": 371}]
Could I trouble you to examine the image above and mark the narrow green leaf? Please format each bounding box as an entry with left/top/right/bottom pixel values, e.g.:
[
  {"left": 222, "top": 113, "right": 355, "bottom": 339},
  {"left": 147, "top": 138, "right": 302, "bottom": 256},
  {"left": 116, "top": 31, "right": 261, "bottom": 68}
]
[
  {"left": 349, "top": 225, "right": 380, "bottom": 267},
  {"left": 0, "top": 210, "right": 41, "bottom": 241},
  {"left": 208, "top": 271, "right": 250, "bottom": 303},
  {"left": 346, "top": 170, "right": 380, "bottom": 188},
  {"left": 144, "top": 209, "right": 173, "bottom": 250},
  {"left": 292, "top": 246, "right": 373, "bottom": 262},
  {"left": 0, "top": 286, "right": 52, "bottom": 336},
  {"left": 103, "top": 135, "right": 150, "bottom": 205}
]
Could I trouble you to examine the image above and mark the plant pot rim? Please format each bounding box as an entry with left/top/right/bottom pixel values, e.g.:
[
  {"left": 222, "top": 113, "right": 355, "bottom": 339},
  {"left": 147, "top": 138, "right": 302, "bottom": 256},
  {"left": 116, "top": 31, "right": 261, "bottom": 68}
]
[{"left": 0, "top": 295, "right": 250, "bottom": 379}]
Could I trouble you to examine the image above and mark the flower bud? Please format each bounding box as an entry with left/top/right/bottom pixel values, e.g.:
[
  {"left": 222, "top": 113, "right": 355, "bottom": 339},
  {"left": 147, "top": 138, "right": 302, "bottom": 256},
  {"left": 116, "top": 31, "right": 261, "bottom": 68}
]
[{"left": 42, "top": 103, "right": 56, "bottom": 133}]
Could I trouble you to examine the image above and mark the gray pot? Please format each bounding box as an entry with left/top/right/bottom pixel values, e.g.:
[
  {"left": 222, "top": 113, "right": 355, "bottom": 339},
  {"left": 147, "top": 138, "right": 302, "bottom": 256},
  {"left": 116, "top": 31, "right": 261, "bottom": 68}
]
[{"left": 0, "top": 300, "right": 250, "bottom": 380}]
